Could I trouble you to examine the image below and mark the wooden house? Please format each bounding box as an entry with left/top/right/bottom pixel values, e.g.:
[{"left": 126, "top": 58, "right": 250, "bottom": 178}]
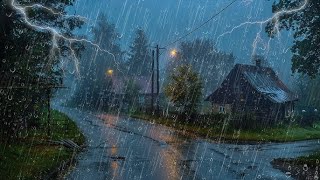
[{"left": 205, "top": 60, "right": 298, "bottom": 123}]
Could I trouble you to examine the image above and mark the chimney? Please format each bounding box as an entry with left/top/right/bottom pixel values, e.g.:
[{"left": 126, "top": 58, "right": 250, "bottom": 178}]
[
  {"left": 253, "top": 55, "right": 263, "bottom": 67},
  {"left": 256, "top": 58, "right": 261, "bottom": 67}
]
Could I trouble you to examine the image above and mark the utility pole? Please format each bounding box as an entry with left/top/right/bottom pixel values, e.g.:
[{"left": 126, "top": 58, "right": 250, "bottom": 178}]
[
  {"left": 47, "top": 88, "right": 51, "bottom": 136},
  {"left": 155, "top": 44, "right": 166, "bottom": 114},
  {"left": 150, "top": 44, "right": 165, "bottom": 114},
  {"left": 151, "top": 50, "right": 155, "bottom": 113},
  {"left": 156, "top": 45, "right": 160, "bottom": 114}
]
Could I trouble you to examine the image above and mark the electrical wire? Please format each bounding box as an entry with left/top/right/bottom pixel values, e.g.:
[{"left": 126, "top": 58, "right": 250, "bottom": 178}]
[{"left": 162, "top": 0, "right": 238, "bottom": 48}]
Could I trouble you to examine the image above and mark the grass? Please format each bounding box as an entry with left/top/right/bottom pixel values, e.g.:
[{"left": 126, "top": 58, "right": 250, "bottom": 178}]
[
  {"left": 131, "top": 113, "right": 320, "bottom": 142},
  {"left": 0, "top": 110, "right": 85, "bottom": 180},
  {"left": 294, "top": 152, "right": 320, "bottom": 164}
]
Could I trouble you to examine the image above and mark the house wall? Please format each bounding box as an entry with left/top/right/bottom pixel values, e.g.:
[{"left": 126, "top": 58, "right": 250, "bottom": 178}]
[
  {"left": 212, "top": 104, "right": 232, "bottom": 114},
  {"left": 199, "top": 101, "right": 213, "bottom": 115},
  {"left": 224, "top": 72, "right": 289, "bottom": 123}
]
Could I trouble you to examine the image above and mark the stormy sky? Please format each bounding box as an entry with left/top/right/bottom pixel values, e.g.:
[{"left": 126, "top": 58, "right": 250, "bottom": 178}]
[{"left": 68, "top": 0, "right": 295, "bottom": 82}]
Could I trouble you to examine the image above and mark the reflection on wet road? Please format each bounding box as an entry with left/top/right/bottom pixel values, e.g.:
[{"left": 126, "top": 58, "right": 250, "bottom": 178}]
[{"left": 56, "top": 107, "right": 320, "bottom": 180}]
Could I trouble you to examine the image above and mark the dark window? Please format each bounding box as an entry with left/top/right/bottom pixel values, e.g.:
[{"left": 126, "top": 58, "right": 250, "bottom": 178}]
[{"left": 219, "top": 106, "right": 225, "bottom": 113}]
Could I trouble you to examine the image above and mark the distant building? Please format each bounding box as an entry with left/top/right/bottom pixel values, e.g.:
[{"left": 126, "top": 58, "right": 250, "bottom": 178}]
[
  {"left": 205, "top": 59, "right": 298, "bottom": 123},
  {"left": 103, "top": 76, "right": 163, "bottom": 111}
]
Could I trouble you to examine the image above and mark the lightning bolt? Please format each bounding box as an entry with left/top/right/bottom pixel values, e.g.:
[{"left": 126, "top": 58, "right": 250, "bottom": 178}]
[
  {"left": 217, "top": 0, "right": 308, "bottom": 57},
  {"left": 10, "top": 0, "right": 118, "bottom": 76}
]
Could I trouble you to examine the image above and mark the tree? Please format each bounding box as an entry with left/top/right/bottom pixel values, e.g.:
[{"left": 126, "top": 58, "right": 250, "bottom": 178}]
[
  {"left": 295, "top": 75, "right": 320, "bottom": 109},
  {"left": 165, "top": 65, "right": 203, "bottom": 119},
  {"left": 0, "top": 0, "right": 84, "bottom": 139},
  {"left": 70, "top": 14, "right": 124, "bottom": 109},
  {"left": 167, "top": 38, "right": 235, "bottom": 95},
  {"left": 265, "top": 0, "right": 320, "bottom": 78},
  {"left": 127, "top": 29, "right": 151, "bottom": 76},
  {"left": 124, "top": 79, "right": 141, "bottom": 110},
  {"left": 294, "top": 75, "right": 320, "bottom": 125}
]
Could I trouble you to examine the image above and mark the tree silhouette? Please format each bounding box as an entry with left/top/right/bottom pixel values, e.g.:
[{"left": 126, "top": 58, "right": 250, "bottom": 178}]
[
  {"left": 127, "top": 29, "right": 151, "bottom": 76},
  {"left": 266, "top": 0, "right": 320, "bottom": 78}
]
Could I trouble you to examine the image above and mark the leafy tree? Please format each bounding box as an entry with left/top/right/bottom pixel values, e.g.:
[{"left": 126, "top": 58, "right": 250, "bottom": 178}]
[
  {"left": 0, "top": 0, "right": 84, "bottom": 139},
  {"left": 266, "top": 0, "right": 320, "bottom": 78},
  {"left": 70, "top": 14, "right": 124, "bottom": 109},
  {"left": 293, "top": 75, "right": 320, "bottom": 125},
  {"left": 168, "top": 38, "right": 235, "bottom": 95},
  {"left": 295, "top": 75, "right": 320, "bottom": 109},
  {"left": 165, "top": 65, "right": 203, "bottom": 119},
  {"left": 127, "top": 29, "right": 151, "bottom": 76}
]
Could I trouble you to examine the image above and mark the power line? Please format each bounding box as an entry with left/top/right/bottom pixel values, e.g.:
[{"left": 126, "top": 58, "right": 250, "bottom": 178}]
[{"left": 163, "top": 0, "right": 238, "bottom": 48}]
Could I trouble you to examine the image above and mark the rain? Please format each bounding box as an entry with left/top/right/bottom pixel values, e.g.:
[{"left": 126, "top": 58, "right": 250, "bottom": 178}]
[{"left": 1, "top": 0, "right": 320, "bottom": 179}]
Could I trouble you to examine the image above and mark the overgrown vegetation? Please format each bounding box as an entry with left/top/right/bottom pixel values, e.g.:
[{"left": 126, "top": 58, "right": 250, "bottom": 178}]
[
  {"left": 131, "top": 111, "right": 320, "bottom": 142},
  {"left": 272, "top": 149, "right": 320, "bottom": 179},
  {"left": 0, "top": 110, "right": 85, "bottom": 180},
  {"left": 0, "top": 0, "right": 84, "bottom": 140}
]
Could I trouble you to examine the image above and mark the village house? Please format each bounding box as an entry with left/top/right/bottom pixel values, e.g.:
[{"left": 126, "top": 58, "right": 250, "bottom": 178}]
[
  {"left": 205, "top": 59, "right": 298, "bottom": 124},
  {"left": 102, "top": 76, "right": 163, "bottom": 111}
]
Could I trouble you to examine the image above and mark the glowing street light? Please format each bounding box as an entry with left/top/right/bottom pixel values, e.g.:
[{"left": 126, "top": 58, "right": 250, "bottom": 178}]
[
  {"left": 170, "top": 49, "right": 178, "bottom": 58},
  {"left": 106, "top": 69, "right": 114, "bottom": 76}
]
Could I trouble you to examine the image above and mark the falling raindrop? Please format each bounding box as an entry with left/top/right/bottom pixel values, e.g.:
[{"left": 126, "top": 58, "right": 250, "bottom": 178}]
[
  {"left": 6, "top": 12, "right": 13, "bottom": 17},
  {"left": 257, "top": 175, "right": 261, "bottom": 179},
  {"left": 10, "top": 67, "right": 16, "bottom": 73}
]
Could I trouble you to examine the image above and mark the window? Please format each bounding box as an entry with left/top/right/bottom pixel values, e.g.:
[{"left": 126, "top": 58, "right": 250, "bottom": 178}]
[
  {"left": 219, "top": 106, "right": 225, "bottom": 113},
  {"left": 285, "top": 103, "right": 294, "bottom": 117},
  {"left": 138, "top": 96, "right": 145, "bottom": 104},
  {"left": 234, "top": 80, "right": 241, "bottom": 94}
]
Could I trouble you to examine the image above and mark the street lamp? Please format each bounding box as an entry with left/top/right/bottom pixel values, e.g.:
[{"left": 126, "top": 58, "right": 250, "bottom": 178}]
[
  {"left": 151, "top": 45, "right": 180, "bottom": 113},
  {"left": 169, "top": 49, "right": 183, "bottom": 60},
  {"left": 170, "top": 49, "right": 178, "bottom": 58},
  {"left": 106, "top": 69, "right": 114, "bottom": 77}
]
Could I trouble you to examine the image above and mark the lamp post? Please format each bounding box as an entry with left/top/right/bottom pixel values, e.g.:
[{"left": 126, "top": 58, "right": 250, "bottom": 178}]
[
  {"left": 150, "top": 46, "right": 181, "bottom": 114},
  {"left": 104, "top": 68, "right": 114, "bottom": 110},
  {"left": 155, "top": 45, "right": 166, "bottom": 114},
  {"left": 151, "top": 50, "right": 155, "bottom": 112}
]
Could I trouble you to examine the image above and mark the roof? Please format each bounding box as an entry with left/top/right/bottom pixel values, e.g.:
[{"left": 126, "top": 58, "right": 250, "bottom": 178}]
[
  {"left": 243, "top": 71, "right": 297, "bottom": 103},
  {"left": 206, "top": 64, "right": 298, "bottom": 104}
]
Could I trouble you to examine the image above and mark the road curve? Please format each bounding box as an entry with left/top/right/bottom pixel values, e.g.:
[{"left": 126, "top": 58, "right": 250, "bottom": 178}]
[{"left": 55, "top": 106, "right": 320, "bottom": 180}]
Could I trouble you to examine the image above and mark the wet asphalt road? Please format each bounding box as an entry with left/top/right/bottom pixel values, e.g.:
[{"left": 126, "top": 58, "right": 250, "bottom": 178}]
[{"left": 56, "top": 106, "right": 320, "bottom": 180}]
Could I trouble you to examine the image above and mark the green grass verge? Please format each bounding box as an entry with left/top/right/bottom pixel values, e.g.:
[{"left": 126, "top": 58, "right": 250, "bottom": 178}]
[
  {"left": 131, "top": 113, "right": 320, "bottom": 142},
  {"left": 0, "top": 110, "right": 85, "bottom": 180},
  {"left": 290, "top": 152, "right": 320, "bottom": 165}
]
